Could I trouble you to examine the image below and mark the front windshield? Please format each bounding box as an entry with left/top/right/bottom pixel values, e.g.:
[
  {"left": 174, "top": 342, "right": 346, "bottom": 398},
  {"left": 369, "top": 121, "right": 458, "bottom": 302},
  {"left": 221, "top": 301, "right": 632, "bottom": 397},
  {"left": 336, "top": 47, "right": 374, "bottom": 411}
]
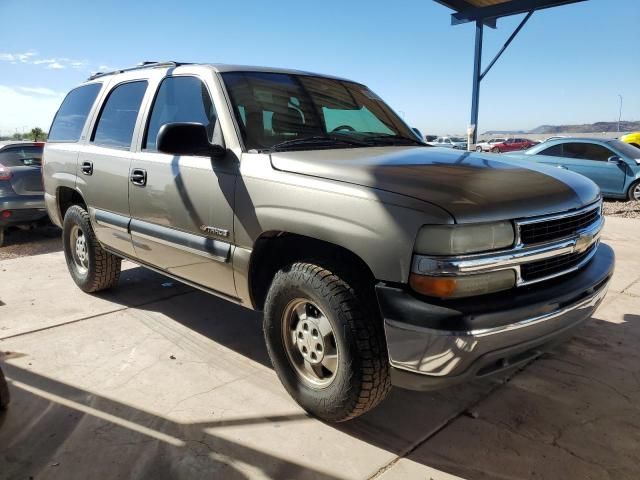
[
  {"left": 609, "top": 140, "right": 640, "bottom": 159},
  {"left": 222, "top": 72, "right": 419, "bottom": 151}
]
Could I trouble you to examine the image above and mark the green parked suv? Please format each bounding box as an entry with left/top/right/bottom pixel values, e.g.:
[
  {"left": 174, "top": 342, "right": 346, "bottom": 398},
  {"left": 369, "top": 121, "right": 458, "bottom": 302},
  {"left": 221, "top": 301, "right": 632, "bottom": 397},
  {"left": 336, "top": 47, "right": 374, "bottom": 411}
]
[{"left": 44, "top": 62, "right": 614, "bottom": 422}]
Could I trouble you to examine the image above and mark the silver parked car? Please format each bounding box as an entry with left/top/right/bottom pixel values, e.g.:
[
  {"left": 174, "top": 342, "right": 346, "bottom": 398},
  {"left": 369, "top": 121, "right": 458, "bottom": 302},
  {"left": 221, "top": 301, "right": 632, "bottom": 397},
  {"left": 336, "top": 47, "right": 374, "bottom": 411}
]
[
  {"left": 429, "top": 136, "right": 468, "bottom": 149},
  {"left": 43, "top": 62, "right": 613, "bottom": 422},
  {"left": 0, "top": 141, "right": 47, "bottom": 246}
]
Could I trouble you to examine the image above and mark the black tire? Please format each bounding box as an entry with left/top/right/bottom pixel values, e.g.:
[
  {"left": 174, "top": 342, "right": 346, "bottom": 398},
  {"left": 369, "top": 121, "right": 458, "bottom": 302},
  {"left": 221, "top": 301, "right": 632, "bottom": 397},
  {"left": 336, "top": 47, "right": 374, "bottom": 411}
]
[
  {"left": 0, "top": 229, "right": 4, "bottom": 248},
  {"left": 0, "top": 367, "right": 9, "bottom": 409},
  {"left": 476, "top": 146, "right": 483, "bottom": 152},
  {"left": 63, "top": 205, "right": 121, "bottom": 292},
  {"left": 628, "top": 180, "right": 640, "bottom": 202},
  {"left": 491, "top": 147, "right": 501, "bottom": 153},
  {"left": 263, "top": 262, "right": 390, "bottom": 422}
]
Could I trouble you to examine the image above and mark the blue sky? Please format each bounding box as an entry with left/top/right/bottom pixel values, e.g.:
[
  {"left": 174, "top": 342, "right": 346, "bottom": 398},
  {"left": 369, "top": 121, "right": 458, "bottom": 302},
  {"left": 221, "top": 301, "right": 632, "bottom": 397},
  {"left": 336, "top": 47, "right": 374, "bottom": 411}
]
[{"left": 0, "top": 0, "right": 638, "bottom": 136}]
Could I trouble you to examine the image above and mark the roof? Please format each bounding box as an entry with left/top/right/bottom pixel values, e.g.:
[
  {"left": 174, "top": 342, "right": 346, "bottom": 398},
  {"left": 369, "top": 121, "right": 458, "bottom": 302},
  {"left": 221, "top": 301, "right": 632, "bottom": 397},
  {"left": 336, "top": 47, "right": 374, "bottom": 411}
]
[
  {"left": 435, "top": 0, "right": 587, "bottom": 27},
  {"left": 87, "top": 61, "right": 354, "bottom": 83}
]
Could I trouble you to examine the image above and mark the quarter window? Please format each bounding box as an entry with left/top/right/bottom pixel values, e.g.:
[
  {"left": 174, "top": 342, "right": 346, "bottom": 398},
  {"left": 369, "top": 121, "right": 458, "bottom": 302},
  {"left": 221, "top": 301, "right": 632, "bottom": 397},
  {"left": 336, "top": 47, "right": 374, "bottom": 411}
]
[
  {"left": 144, "top": 76, "right": 218, "bottom": 151},
  {"left": 92, "top": 81, "right": 147, "bottom": 149},
  {"left": 48, "top": 83, "right": 102, "bottom": 142}
]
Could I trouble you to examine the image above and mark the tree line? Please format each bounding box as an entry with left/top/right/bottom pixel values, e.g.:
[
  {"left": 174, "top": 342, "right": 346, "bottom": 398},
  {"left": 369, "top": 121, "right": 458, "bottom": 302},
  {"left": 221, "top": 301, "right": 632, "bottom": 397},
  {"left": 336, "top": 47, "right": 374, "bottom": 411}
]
[{"left": 0, "top": 128, "right": 47, "bottom": 142}]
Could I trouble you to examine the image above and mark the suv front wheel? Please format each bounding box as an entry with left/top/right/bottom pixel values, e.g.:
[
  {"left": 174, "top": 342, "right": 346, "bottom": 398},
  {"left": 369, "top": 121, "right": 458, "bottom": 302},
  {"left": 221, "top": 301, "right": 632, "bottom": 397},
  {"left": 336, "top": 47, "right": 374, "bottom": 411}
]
[
  {"left": 263, "top": 262, "right": 391, "bottom": 422},
  {"left": 63, "top": 205, "right": 121, "bottom": 293}
]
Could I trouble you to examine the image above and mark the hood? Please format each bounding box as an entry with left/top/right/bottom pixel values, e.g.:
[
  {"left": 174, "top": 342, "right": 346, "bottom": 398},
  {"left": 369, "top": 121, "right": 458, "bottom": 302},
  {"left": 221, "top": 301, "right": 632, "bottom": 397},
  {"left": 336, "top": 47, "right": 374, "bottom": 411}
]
[{"left": 270, "top": 147, "right": 601, "bottom": 223}]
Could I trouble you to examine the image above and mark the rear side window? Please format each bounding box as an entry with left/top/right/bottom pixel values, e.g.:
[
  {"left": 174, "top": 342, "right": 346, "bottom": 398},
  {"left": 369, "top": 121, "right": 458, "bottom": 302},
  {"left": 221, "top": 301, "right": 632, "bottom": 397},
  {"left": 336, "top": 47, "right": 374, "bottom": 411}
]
[
  {"left": 144, "top": 76, "right": 217, "bottom": 151},
  {"left": 562, "top": 142, "right": 614, "bottom": 161},
  {"left": 92, "top": 81, "right": 147, "bottom": 150},
  {"left": 0, "top": 146, "right": 43, "bottom": 166},
  {"left": 48, "top": 83, "right": 102, "bottom": 142}
]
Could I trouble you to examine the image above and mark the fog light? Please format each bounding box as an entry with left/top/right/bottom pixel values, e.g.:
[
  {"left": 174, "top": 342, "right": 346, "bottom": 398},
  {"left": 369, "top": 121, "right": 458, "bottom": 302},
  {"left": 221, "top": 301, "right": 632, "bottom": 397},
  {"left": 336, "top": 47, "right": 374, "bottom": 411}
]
[
  {"left": 0, "top": 210, "right": 11, "bottom": 218},
  {"left": 410, "top": 269, "right": 516, "bottom": 299}
]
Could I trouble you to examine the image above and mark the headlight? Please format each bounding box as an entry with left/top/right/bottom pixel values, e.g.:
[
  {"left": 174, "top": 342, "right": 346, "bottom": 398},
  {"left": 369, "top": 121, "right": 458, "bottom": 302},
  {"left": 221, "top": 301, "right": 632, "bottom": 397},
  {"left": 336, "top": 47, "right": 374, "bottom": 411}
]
[
  {"left": 414, "top": 222, "right": 515, "bottom": 256},
  {"left": 409, "top": 270, "right": 516, "bottom": 299}
]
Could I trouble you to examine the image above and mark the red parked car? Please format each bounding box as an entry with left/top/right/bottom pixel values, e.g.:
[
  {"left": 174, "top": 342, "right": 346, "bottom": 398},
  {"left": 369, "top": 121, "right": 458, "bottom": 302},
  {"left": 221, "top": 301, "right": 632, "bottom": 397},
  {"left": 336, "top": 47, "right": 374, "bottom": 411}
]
[{"left": 491, "top": 138, "right": 537, "bottom": 153}]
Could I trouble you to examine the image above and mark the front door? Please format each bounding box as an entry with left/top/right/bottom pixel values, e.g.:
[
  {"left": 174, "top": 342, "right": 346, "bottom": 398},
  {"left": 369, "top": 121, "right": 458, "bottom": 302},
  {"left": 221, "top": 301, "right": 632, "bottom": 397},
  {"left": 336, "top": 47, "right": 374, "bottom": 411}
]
[
  {"left": 128, "top": 75, "right": 237, "bottom": 298},
  {"left": 560, "top": 142, "right": 627, "bottom": 195}
]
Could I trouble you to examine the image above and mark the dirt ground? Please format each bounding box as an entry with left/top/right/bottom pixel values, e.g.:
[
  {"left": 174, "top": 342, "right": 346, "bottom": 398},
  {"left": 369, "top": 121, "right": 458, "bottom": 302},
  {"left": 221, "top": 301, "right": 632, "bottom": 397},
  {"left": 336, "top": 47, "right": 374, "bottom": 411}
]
[
  {"left": 603, "top": 199, "right": 640, "bottom": 219},
  {"left": 0, "top": 224, "right": 61, "bottom": 261}
]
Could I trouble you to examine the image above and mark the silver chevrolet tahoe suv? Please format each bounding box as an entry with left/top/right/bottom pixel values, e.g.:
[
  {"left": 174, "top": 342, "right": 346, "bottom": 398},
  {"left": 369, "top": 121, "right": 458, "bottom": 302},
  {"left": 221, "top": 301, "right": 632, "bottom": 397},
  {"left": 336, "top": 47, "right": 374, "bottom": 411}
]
[{"left": 43, "top": 62, "right": 614, "bottom": 422}]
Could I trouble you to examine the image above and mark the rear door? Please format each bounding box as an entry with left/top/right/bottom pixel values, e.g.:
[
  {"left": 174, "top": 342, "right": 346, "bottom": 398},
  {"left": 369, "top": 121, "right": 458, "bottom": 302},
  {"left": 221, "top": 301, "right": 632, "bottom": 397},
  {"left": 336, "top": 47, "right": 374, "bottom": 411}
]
[
  {"left": 128, "top": 74, "right": 237, "bottom": 297},
  {"left": 77, "top": 80, "right": 148, "bottom": 257}
]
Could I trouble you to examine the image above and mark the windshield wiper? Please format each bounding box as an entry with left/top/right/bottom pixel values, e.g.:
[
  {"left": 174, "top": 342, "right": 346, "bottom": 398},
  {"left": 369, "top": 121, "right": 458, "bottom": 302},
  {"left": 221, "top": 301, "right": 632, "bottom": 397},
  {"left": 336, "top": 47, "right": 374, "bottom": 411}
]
[
  {"left": 267, "top": 135, "right": 370, "bottom": 152},
  {"left": 362, "top": 134, "right": 426, "bottom": 146}
]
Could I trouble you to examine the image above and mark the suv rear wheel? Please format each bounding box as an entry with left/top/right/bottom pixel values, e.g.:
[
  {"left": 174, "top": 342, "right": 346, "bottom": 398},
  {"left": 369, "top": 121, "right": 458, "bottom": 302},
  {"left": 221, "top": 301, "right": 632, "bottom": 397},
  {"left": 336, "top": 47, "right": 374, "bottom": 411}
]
[
  {"left": 263, "top": 262, "right": 390, "bottom": 422},
  {"left": 63, "top": 205, "right": 121, "bottom": 292}
]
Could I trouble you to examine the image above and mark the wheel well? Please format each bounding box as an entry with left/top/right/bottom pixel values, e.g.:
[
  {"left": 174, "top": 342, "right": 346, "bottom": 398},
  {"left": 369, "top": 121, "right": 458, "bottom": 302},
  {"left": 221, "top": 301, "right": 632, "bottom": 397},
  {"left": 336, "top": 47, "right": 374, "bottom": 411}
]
[
  {"left": 57, "top": 187, "right": 87, "bottom": 220},
  {"left": 249, "top": 232, "right": 376, "bottom": 311}
]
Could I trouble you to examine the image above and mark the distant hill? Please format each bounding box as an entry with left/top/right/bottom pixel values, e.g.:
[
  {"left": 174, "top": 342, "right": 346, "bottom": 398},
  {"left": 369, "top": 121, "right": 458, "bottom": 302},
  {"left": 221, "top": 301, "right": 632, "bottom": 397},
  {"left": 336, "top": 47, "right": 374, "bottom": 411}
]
[{"left": 484, "top": 121, "right": 640, "bottom": 136}]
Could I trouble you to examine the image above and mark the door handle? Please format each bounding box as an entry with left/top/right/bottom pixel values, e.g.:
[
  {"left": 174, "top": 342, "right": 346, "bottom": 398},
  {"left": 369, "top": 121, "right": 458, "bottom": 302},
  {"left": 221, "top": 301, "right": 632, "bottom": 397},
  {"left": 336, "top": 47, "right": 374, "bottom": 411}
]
[
  {"left": 81, "top": 161, "right": 93, "bottom": 175},
  {"left": 130, "top": 168, "right": 147, "bottom": 186}
]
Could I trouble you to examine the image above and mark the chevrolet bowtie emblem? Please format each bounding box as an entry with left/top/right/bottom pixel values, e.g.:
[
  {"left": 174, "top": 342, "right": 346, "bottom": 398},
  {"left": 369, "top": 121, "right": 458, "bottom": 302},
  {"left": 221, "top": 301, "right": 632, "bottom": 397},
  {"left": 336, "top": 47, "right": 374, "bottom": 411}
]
[{"left": 575, "top": 231, "right": 594, "bottom": 253}]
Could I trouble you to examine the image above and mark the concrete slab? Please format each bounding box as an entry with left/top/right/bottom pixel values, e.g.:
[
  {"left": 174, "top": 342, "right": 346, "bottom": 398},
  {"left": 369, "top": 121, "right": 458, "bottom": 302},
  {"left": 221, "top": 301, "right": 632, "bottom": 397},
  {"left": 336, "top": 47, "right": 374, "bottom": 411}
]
[
  {"left": 388, "top": 292, "right": 640, "bottom": 479},
  {"left": 0, "top": 281, "right": 493, "bottom": 480},
  {"left": 601, "top": 217, "right": 640, "bottom": 293},
  {"left": 0, "top": 252, "right": 191, "bottom": 339}
]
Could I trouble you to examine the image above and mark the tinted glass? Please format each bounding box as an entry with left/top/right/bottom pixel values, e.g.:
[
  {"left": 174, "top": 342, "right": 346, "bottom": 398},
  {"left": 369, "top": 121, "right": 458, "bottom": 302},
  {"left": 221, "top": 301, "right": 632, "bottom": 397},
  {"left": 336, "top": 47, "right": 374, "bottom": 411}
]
[
  {"left": 92, "top": 81, "right": 147, "bottom": 149},
  {"left": 48, "top": 83, "right": 102, "bottom": 142},
  {"left": 562, "top": 142, "right": 614, "bottom": 161},
  {"left": 222, "top": 72, "right": 415, "bottom": 151},
  {"left": 609, "top": 140, "right": 640, "bottom": 159},
  {"left": 538, "top": 144, "right": 563, "bottom": 156},
  {"left": 0, "top": 146, "right": 43, "bottom": 167},
  {"left": 144, "top": 76, "right": 218, "bottom": 151}
]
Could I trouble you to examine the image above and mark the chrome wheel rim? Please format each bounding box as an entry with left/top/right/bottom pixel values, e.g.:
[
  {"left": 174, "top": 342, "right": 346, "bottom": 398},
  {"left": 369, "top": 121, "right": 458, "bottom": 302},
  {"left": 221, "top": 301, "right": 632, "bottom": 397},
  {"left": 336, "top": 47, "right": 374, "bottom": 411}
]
[
  {"left": 633, "top": 184, "right": 640, "bottom": 201},
  {"left": 70, "top": 225, "right": 89, "bottom": 274},
  {"left": 282, "top": 299, "right": 339, "bottom": 388}
]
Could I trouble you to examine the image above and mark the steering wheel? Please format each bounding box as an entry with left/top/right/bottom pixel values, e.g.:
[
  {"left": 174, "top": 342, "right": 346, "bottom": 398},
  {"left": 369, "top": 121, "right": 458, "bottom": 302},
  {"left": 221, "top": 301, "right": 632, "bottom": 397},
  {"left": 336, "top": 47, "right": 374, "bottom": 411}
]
[{"left": 331, "top": 125, "right": 356, "bottom": 132}]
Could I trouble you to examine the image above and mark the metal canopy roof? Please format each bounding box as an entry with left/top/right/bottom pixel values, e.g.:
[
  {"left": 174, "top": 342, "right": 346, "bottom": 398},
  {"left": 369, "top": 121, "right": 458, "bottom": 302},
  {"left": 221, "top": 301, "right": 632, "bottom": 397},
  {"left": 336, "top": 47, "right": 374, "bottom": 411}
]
[{"left": 435, "top": 0, "right": 587, "bottom": 28}]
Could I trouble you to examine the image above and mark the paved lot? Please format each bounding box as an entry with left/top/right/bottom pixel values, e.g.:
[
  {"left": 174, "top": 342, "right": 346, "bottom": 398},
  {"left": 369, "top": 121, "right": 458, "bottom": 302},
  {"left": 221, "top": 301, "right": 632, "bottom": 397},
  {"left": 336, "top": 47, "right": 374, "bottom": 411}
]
[{"left": 0, "top": 217, "right": 639, "bottom": 480}]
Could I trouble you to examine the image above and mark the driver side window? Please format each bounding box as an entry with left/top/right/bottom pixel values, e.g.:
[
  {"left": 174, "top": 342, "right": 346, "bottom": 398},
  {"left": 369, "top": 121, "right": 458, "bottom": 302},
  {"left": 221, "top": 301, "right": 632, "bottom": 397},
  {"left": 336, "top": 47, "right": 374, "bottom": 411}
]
[{"left": 144, "top": 76, "right": 218, "bottom": 151}]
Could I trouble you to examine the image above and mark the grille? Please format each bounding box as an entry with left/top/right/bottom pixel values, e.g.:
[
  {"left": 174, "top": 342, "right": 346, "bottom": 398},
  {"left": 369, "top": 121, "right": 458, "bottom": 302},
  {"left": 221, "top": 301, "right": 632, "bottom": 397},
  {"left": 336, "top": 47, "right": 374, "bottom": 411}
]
[
  {"left": 519, "top": 206, "right": 600, "bottom": 245},
  {"left": 521, "top": 245, "right": 595, "bottom": 282}
]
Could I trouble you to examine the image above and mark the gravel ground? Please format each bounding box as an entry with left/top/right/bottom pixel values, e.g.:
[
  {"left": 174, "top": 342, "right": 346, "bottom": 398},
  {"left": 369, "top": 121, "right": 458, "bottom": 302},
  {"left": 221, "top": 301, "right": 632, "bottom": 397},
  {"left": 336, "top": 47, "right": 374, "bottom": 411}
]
[
  {"left": 0, "top": 224, "right": 62, "bottom": 261},
  {"left": 603, "top": 199, "right": 640, "bottom": 219}
]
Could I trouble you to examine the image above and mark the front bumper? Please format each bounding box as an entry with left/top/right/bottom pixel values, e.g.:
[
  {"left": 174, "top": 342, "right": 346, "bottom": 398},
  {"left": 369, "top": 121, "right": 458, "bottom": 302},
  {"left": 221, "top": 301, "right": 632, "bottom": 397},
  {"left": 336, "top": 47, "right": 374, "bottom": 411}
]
[
  {"left": 0, "top": 196, "right": 48, "bottom": 228},
  {"left": 377, "top": 243, "right": 614, "bottom": 391}
]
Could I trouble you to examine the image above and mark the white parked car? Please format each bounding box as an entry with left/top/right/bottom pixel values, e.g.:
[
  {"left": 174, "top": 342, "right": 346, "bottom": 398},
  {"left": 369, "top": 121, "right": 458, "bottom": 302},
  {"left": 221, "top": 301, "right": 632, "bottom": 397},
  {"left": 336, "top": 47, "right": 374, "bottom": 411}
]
[
  {"left": 429, "top": 136, "right": 468, "bottom": 150},
  {"left": 475, "top": 137, "right": 506, "bottom": 152}
]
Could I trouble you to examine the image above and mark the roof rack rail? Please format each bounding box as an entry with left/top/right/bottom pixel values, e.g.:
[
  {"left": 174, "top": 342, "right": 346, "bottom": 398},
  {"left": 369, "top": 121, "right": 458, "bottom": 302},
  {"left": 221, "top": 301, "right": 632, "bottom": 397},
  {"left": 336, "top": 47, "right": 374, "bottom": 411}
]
[{"left": 87, "top": 61, "right": 188, "bottom": 81}]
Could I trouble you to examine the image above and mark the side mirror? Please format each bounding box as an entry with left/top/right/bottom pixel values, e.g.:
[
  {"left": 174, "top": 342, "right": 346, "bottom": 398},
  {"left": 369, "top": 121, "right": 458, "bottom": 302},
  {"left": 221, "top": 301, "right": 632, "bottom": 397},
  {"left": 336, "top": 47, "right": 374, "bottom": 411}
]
[
  {"left": 157, "top": 122, "right": 226, "bottom": 158},
  {"left": 607, "top": 156, "right": 623, "bottom": 164}
]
